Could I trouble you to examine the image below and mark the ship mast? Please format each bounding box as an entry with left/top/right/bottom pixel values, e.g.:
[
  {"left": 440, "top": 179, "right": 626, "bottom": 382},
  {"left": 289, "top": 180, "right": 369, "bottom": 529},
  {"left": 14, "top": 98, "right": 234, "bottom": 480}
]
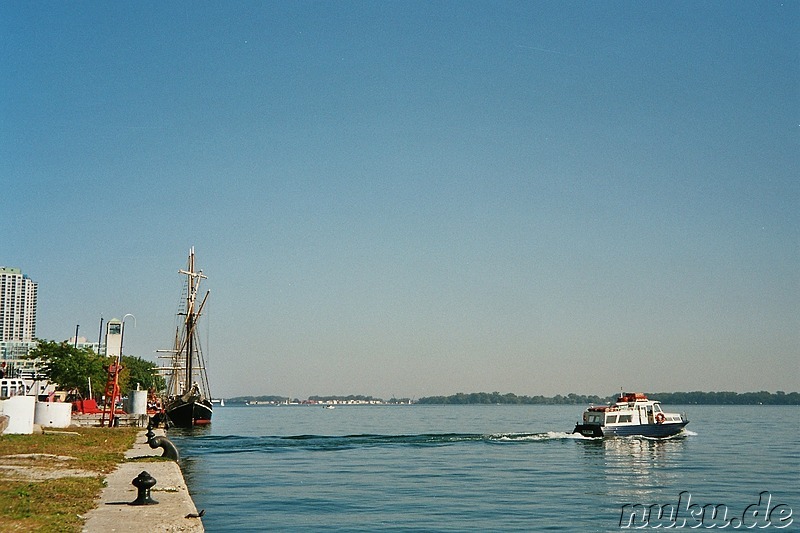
[{"left": 179, "top": 247, "right": 207, "bottom": 394}]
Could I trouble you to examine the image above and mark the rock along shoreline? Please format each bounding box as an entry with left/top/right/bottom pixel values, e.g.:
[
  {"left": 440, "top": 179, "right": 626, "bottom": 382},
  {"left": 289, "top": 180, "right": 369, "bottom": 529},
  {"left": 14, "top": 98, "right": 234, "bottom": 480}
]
[{"left": 82, "top": 428, "right": 204, "bottom": 532}]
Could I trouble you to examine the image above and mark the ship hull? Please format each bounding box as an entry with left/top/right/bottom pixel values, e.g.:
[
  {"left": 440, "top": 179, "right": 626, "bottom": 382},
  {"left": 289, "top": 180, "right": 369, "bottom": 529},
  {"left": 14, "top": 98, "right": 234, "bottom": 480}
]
[
  {"left": 573, "top": 421, "right": 688, "bottom": 438},
  {"left": 165, "top": 398, "right": 213, "bottom": 428}
]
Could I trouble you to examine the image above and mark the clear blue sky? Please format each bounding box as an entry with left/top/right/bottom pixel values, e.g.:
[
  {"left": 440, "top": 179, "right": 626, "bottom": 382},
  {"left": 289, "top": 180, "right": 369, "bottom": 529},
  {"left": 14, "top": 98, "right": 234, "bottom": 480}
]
[{"left": 2, "top": 2, "right": 798, "bottom": 399}]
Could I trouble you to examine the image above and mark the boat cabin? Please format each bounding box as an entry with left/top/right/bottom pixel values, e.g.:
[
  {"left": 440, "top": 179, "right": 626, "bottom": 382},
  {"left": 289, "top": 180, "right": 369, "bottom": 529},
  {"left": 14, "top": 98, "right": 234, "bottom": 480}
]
[{"left": 582, "top": 393, "right": 680, "bottom": 426}]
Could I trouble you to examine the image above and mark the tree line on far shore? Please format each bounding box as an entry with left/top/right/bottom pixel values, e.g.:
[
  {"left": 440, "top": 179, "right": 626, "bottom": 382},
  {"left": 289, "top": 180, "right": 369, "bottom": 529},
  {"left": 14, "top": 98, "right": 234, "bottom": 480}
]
[
  {"left": 225, "top": 390, "right": 799, "bottom": 405},
  {"left": 417, "top": 392, "right": 608, "bottom": 405},
  {"left": 416, "top": 391, "right": 800, "bottom": 405},
  {"left": 632, "top": 390, "right": 800, "bottom": 405},
  {"left": 226, "top": 394, "right": 413, "bottom": 404}
]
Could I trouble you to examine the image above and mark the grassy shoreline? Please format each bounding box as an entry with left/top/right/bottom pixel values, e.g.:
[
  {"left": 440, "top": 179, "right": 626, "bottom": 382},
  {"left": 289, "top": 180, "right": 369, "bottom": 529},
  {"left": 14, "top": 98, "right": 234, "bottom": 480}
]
[{"left": 0, "top": 427, "right": 138, "bottom": 532}]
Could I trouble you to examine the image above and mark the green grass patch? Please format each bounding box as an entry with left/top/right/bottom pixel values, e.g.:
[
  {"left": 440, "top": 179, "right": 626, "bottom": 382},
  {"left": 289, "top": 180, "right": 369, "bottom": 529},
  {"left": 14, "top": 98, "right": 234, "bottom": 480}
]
[
  {"left": 0, "top": 427, "right": 139, "bottom": 532},
  {"left": 0, "top": 427, "right": 137, "bottom": 474},
  {"left": 0, "top": 477, "right": 105, "bottom": 532}
]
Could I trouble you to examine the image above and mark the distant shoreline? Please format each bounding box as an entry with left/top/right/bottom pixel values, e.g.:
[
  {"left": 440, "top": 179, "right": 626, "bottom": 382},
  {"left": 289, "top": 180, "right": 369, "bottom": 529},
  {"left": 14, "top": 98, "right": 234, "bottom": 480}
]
[{"left": 223, "top": 390, "right": 800, "bottom": 406}]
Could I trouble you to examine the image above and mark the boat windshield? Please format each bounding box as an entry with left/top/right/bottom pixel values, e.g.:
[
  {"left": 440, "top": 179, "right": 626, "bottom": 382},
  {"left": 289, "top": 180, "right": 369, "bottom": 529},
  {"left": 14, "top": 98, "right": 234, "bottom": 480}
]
[{"left": 586, "top": 413, "right": 603, "bottom": 424}]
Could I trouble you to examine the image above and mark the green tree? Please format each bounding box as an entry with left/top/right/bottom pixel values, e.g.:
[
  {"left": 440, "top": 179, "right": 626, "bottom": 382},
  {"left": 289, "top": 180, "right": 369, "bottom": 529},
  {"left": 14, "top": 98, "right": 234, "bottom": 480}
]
[
  {"left": 26, "top": 340, "right": 106, "bottom": 397},
  {"left": 120, "top": 355, "right": 165, "bottom": 394}
]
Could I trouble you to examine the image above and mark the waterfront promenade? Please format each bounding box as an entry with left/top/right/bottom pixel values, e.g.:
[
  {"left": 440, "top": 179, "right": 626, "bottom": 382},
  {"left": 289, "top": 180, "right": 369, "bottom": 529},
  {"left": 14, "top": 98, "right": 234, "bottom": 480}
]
[{"left": 82, "top": 428, "right": 204, "bottom": 532}]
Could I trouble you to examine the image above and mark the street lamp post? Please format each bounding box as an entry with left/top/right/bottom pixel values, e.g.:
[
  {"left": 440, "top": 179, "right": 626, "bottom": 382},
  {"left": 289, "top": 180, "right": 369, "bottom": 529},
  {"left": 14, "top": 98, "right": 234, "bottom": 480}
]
[{"left": 119, "top": 314, "right": 136, "bottom": 364}]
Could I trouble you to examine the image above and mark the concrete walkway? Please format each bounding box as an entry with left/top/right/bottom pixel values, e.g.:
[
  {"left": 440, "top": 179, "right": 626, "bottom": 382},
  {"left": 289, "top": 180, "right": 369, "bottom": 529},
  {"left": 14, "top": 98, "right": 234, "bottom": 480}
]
[{"left": 82, "top": 429, "right": 204, "bottom": 532}]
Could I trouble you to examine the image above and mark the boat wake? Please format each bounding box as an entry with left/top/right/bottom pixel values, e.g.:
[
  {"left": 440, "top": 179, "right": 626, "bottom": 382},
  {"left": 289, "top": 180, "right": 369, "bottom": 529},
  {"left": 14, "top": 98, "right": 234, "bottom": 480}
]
[
  {"left": 488, "top": 431, "right": 585, "bottom": 442},
  {"left": 183, "top": 431, "right": 584, "bottom": 454}
]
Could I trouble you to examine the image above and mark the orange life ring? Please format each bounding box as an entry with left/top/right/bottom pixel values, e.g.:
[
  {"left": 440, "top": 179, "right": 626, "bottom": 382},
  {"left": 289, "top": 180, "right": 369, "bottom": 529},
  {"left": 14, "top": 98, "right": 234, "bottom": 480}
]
[{"left": 655, "top": 413, "right": 666, "bottom": 424}]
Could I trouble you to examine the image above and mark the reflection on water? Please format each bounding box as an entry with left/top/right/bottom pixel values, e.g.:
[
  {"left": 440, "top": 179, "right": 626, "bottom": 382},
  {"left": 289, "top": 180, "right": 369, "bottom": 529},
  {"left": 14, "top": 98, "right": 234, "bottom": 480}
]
[
  {"left": 578, "top": 435, "right": 689, "bottom": 502},
  {"left": 166, "top": 425, "right": 213, "bottom": 438}
]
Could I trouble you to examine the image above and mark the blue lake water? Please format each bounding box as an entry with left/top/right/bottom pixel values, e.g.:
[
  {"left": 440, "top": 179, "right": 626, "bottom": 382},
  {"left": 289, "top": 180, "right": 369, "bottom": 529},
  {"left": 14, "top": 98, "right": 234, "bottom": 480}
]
[{"left": 169, "top": 405, "right": 799, "bottom": 531}]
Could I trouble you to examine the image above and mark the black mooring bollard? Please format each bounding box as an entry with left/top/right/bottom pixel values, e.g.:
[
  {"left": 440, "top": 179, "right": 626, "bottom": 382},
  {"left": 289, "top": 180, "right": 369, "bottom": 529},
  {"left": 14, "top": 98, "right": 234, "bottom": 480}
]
[
  {"left": 151, "top": 436, "right": 179, "bottom": 460},
  {"left": 130, "top": 470, "right": 159, "bottom": 505},
  {"left": 145, "top": 423, "right": 180, "bottom": 461}
]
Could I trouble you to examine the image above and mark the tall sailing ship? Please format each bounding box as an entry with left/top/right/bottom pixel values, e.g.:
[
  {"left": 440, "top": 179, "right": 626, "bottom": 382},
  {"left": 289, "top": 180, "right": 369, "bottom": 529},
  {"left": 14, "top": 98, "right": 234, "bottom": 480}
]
[{"left": 157, "top": 247, "right": 213, "bottom": 427}]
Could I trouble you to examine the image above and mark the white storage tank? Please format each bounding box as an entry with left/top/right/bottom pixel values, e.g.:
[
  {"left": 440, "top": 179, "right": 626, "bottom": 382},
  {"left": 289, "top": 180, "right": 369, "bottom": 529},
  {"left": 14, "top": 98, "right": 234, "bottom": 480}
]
[
  {"left": 0, "top": 395, "right": 36, "bottom": 434},
  {"left": 34, "top": 401, "right": 73, "bottom": 428},
  {"left": 127, "top": 389, "right": 148, "bottom": 415}
]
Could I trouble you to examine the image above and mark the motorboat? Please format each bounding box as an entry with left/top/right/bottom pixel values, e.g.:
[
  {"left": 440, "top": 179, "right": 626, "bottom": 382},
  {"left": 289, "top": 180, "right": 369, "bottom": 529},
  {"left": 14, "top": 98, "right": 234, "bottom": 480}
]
[{"left": 573, "top": 392, "right": 688, "bottom": 438}]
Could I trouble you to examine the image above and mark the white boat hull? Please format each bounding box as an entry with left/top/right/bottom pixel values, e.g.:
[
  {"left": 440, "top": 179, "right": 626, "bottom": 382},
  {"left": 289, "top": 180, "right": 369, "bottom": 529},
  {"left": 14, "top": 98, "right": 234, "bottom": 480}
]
[{"left": 574, "top": 420, "right": 688, "bottom": 438}]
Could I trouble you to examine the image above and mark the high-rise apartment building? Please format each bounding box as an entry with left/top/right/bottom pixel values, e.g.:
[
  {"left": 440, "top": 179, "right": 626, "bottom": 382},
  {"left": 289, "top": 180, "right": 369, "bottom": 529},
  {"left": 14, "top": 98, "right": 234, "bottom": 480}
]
[{"left": 0, "top": 267, "right": 38, "bottom": 343}]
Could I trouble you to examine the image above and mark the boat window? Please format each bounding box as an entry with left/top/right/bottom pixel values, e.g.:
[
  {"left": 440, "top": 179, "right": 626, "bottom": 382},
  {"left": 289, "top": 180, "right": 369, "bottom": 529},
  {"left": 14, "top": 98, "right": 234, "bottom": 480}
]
[
  {"left": 653, "top": 404, "right": 663, "bottom": 413},
  {"left": 618, "top": 414, "right": 632, "bottom": 423},
  {"left": 1, "top": 385, "right": 7, "bottom": 397},
  {"left": 588, "top": 414, "right": 602, "bottom": 424},
  {"left": 9, "top": 385, "right": 17, "bottom": 396},
  {"left": 606, "top": 414, "right": 618, "bottom": 424}
]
